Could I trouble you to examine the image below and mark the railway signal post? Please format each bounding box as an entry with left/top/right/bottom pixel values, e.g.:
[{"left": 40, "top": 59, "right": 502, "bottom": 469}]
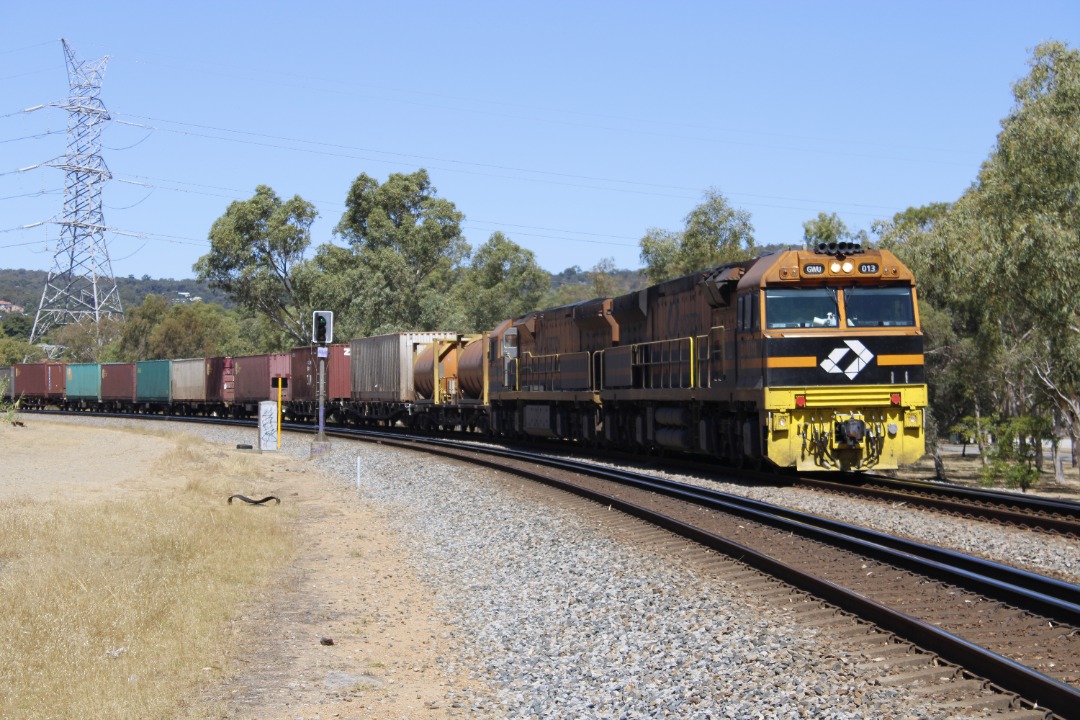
[{"left": 311, "top": 311, "right": 334, "bottom": 455}]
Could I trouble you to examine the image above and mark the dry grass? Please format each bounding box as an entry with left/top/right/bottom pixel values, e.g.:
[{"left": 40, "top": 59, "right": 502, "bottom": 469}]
[{"left": 0, "top": 434, "right": 293, "bottom": 719}]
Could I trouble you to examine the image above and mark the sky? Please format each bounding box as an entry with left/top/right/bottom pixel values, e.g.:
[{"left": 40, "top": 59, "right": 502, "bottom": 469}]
[{"left": 1, "top": 1, "right": 1077, "bottom": 282}]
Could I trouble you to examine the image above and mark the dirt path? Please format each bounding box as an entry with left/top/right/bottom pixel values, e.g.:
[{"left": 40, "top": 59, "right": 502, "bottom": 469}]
[{"left": 0, "top": 421, "right": 488, "bottom": 719}]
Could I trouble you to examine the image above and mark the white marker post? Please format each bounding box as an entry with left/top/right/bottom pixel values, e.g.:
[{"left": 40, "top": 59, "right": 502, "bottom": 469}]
[{"left": 258, "top": 401, "right": 278, "bottom": 452}]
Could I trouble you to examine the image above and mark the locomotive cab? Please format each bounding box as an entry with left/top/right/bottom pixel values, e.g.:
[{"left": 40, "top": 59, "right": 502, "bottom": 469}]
[{"left": 751, "top": 245, "right": 927, "bottom": 471}]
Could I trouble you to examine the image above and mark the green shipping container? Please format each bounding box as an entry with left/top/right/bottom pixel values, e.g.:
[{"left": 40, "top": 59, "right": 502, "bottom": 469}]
[
  {"left": 136, "top": 360, "right": 172, "bottom": 403},
  {"left": 66, "top": 363, "right": 102, "bottom": 402}
]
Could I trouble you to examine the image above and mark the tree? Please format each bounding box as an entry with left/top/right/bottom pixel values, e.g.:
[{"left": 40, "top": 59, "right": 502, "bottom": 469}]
[
  {"left": 454, "top": 232, "right": 547, "bottom": 332},
  {"left": 194, "top": 185, "right": 318, "bottom": 346},
  {"left": 52, "top": 316, "right": 123, "bottom": 363},
  {"left": 334, "top": 169, "right": 470, "bottom": 334},
  {"left": 1, "top": 313, "right": 33, "bottom": 341},
  {"left": 802, "top": 212, "right": 868, "bottom": 249},
  {"left": 966, "top": 42, "right": 1080, "bottom": 470},
  {"left": 639, "top": 189, "right": 755, "bottom": 284},
  {"left": 587, "top": 258, "right": 618, "bottom": 299},
  {"left": 118, "top": 294, "right": 171, "bottom": 361},
  {"left": 880, "top": 43, "right": 1080, "bottom": 483},
  {"left": 0, "top": 337, "right": 44, "bottom": 365}
]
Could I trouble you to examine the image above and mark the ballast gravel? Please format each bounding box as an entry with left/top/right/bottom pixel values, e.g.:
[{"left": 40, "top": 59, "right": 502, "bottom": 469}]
[{"left": 53, "top": 416, "right": 1035, "bottom": 718}]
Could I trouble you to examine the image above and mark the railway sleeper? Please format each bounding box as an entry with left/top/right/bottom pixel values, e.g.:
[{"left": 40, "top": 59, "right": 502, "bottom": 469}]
[{"left": 873, "top": 665, "right": 959, "bottom": 687}]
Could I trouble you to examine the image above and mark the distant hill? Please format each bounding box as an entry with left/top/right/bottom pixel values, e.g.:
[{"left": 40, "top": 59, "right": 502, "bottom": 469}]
[{"left": 0, "top": 269, "right": 235, "bottom": 314}]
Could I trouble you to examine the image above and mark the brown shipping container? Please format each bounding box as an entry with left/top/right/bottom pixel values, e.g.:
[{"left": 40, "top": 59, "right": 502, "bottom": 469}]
[
  {"left": 171, "top": 358, "right": 208, "bottom": 402},
  {"left": 205, "top": 357, "right": 235, "bottom": 404},
  {"left": 234, "top": 353, "right": 292, "bottom": 404},
  {"left": 290, "top": 344, "right": 350, "bottom": 402},
  {"left": 12, "top": 362, "right": 66, "bottom": 399},
  {"left": 100, "top": 362, "right": 137, "bottom": 402},
  {"left": 351, "top": 332, "right": 457, "bottom": 402}
]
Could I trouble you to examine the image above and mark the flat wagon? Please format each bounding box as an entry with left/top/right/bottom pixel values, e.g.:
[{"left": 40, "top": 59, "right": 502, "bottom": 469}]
[{"left": 349, "top": 332, "right": 457, "bottom": 424}]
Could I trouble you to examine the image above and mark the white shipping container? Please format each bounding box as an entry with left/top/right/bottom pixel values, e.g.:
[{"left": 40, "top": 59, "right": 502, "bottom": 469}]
[
  {"left": 171, "top": 358, "right": 208, "bottom": 402},
  {"left": 350, "top": 332, "right": 458, "bottom": 402}
]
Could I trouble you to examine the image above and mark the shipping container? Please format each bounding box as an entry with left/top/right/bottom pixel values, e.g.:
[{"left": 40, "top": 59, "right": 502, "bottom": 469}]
[
  {"left": 101, "top": 362, "right": 137, "bottom": 403},
  {"left": 233, "top": 353, "right": 291, "bottom": 405},
  {"left": 171, "top": 358, "right": 207, "bottom": 403},
  {"left": 12, "top": 362, "right": 66, "bottom": 404},
  {"left": 290, "top": 344, "right": 350, "bottom": 403},
  {"left": 205, "top": 356, "right": 235, "bottom": 405},
  {"left": 66, "top": 363, "right": 102, "bottom": 403},
  {"left": 350, "top": 332, "right": 457, "bottom": 403},
  {"left": 135, "top": 360, "right": 171, "bottom": 403}
]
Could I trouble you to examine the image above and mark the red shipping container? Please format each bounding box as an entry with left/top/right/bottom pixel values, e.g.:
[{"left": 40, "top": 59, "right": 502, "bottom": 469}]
[
  {"left": 100, "top": 363, "right": 137, "bottom": 402},
  {"left": 290, "top": 344, "right": 350, "bottom": 403},
  {"left": 12, "top": 362, "right": 66, "bottom": 400},
  {"left": 205, "top": 357, "right": 235, "bottom": 404},
  {"left": 233, "top": 353, "right": 292, "bottom": 404}
]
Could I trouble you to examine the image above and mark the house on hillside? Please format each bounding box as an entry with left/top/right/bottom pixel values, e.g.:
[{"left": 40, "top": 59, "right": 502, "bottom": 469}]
[{"left": 0, "top": 300, "right": 25, "bottom": 314}]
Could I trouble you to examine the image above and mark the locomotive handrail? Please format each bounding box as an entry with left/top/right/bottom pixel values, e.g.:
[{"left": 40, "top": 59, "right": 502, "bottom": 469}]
[{"left": 633, "top": 336, "right": 695, "bottom": 390}]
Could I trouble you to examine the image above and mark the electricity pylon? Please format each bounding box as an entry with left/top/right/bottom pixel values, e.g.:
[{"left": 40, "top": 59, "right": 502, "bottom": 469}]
[{"left": 30, "top": 39, "right": 123, "bottom": 348}]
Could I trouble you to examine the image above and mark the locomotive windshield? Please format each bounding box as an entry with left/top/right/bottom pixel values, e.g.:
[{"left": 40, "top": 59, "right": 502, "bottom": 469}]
[
  {"left": 764, "top": 288, "right": 839, "bottom": 328},
  {"left": 844, "top": 287, "right": 915, "bottom": 327}
]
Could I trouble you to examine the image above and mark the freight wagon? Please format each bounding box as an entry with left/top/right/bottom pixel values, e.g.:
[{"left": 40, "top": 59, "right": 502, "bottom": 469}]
[
  {"left": 10, "top": 362, "right": 65, "bottom": 409},
  {"left": 348, "top": 332, "right": 458, "bottom": 424},
  {"left": 233, "top": 353, "right": 291, "bottom": 415},
  {"left": 135, "top": 360, "right": 171, "bottom": 410},
  {"left": 101, "top": 362, "right": 137, "bottom": 408},
  {"left": 64, "top": 363, "right": 102, "bottom": 408},
  {"left": 289, "top": 343, "right": 350, "bottom": 420}
]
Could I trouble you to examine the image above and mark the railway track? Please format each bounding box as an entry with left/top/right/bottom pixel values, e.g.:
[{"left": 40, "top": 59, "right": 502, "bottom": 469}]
[
  {"left": 794, "top": 473, "right": 1080, "bottom": 537},
  {"left": 325, "top": 428, "right": 1080, "bottom": 719},
  {"left": 26, "top": 412, "right": 1080, "bottom": 717}
]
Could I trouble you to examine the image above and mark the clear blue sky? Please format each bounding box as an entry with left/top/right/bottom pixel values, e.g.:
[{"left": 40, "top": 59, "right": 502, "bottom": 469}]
[{"left": 1, "top": 1, "right": 1076, "bottom": 281}]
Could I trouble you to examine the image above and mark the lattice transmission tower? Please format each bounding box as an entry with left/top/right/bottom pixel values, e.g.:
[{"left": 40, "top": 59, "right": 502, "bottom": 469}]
[{"left": 30, "top": 38, "right": 123, "bottom": 346}]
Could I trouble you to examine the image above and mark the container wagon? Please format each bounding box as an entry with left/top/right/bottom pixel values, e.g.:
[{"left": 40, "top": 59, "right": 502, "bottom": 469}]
[
  {"left": 289, "top": 343, "right": 350, "bottom": 420},
  {"left": 233, "top": 353, "right": 291, "bottom": 414},
  {"left": 11, "top": 362, "right": 66, "bottom": 408},
  {"left": 348, "top": 332, "right": 458, "bottom": 425},
  {"left": 135, "top": 360, "right": 172, "bottom": 412},
  {"left": 65, "top": 363, "right": 102, "bottom": 408},
  {"left": 100, "top": 362, "right": 137, "bottom": 409}
]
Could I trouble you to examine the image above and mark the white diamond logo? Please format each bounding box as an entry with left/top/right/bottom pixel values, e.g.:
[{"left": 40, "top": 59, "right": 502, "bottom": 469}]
[{"left": 820, "top": 340, "right": 874, "bottom": 380}]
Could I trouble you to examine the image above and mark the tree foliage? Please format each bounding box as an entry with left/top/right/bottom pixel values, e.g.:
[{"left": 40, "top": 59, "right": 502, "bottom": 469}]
[
  {"left": 334, "top": 169, "right": 470, "bottom": 334},
  {"left": 876, "top": 42, "right": 1080, "bottom": 484},
  {"left": 194, "top": 185, "right": 318, "bottom": 346},
  {"left": 454, "top": 232, "right": 547, "bottom": 332},
  {"left": 802, "top": 212, "right": 868, "bottom": 248},
  {"left": 639, "top": 189, "right": 755, "bottom": 284}
]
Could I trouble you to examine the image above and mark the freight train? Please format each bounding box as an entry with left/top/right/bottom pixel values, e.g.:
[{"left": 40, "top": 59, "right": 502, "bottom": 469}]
[{"left": 2, "top": 245, "right": 927, "bottom": 471}]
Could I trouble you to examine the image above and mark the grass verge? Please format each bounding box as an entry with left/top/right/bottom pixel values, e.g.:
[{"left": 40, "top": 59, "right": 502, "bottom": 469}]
[{"left": 0, "top": 433, "right": 293, "bottom": 719}]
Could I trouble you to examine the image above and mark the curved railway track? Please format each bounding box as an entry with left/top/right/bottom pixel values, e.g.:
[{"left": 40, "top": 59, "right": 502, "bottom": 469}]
[
  {"left": 25, "top": 411, "right": 1080, "bottom": 717},
  {"left": 796, "top": 473, "right": 1080, "bottom": 537},
  {"left": 314, "top": 427, "right": 1080, "bottom": 719}
]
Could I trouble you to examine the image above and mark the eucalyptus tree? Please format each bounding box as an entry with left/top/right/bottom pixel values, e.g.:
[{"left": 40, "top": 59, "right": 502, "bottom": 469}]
[
  {"left": 639, "top": 189, "right": 755, "bottom": 284},
  {"left": 194, "top": 185, "right": 318, "bottom": 346},
  {"left": 334, "top": 169, "right": 470, "bottom": 334},
  {"left": 454, "top": 232, "right": 547, "bottom": 332}
]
